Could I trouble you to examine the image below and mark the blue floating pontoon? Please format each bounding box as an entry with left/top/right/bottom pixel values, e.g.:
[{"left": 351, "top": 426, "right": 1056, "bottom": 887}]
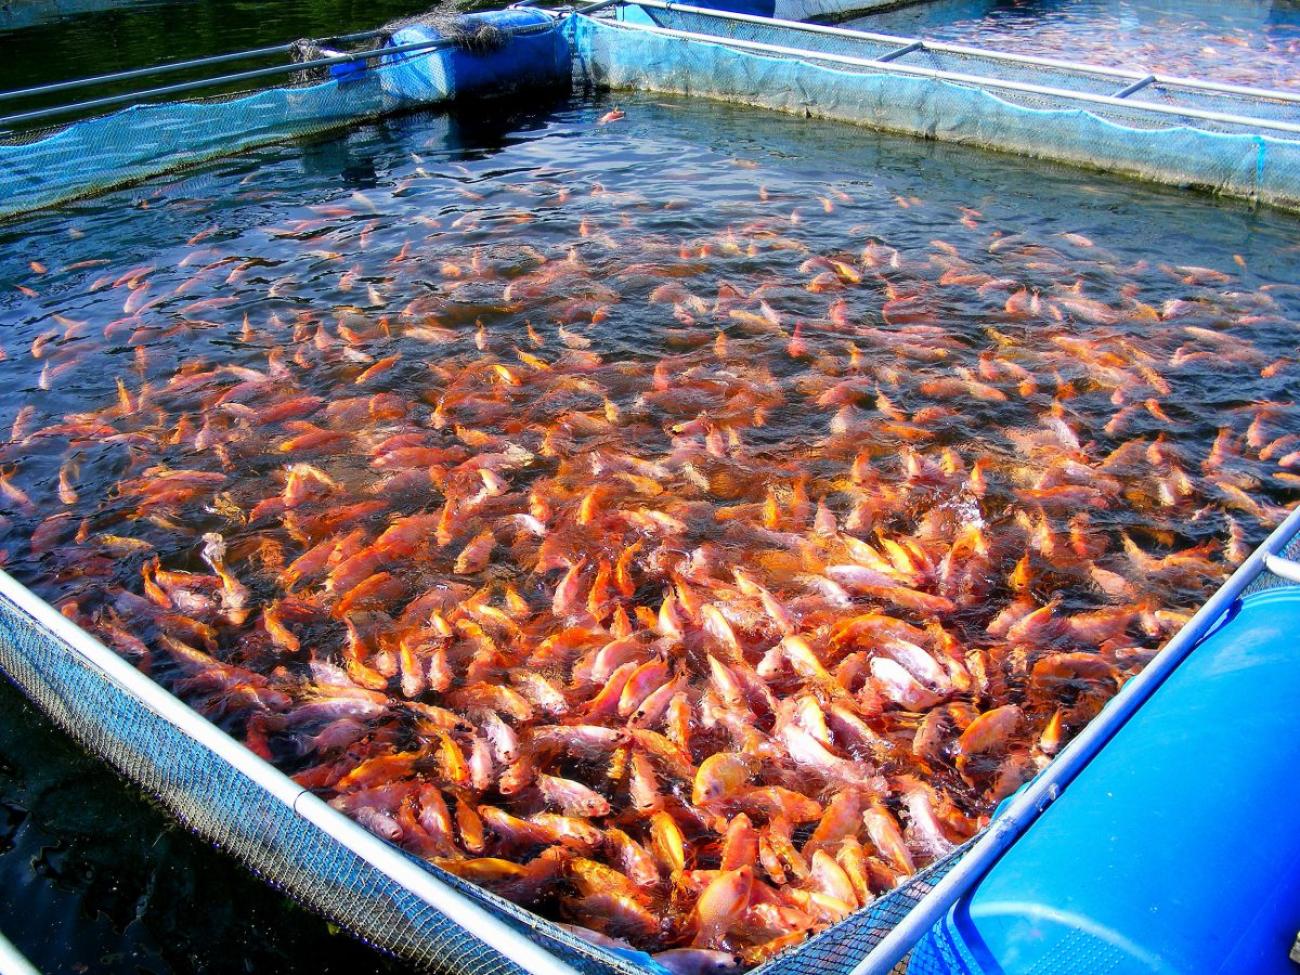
[
  {"left": 909, "top": 581, "right": 1300, "bottom": 975},
  {"left": 380, "top": 9, "right": 570, "bottom": 103}
]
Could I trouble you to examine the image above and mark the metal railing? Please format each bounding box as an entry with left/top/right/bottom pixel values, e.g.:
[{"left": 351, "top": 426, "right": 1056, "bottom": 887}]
[
  {"left": 854, "top": 503, "right": 1300, "bottom": 974},
  {"left": 0, "top": 16, "right": 561, "bottom": 130},
  {"left": 592, "top": 2, "right": 1300, "bottom": 136},
  {"left": 0, "top": 29, "right": 384, "bottom": 105},
  {"left": 619, "top": 0, "right": 1300, "bottom": 106}
]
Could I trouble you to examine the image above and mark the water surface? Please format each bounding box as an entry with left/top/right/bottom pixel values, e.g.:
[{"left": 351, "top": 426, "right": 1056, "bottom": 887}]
[{"left": 0, "top": 89, "right": 1297, "bottom": 965}]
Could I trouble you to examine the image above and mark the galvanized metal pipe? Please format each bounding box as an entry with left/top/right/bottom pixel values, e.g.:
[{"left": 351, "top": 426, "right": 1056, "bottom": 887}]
[
  {"left": 0, "top": 29, "right": 385, "bottom": 104},
  {"left": 853, "top": 503, "right": 1300, "bottom": 974},
  {"left": 0, "top": 22, "right": 556, "bottom": 129},
  {"left": 876, "top": 39, "right": 923, "bottom": 63},
  {"left": 1113, "top": 74, "right": 1157, "bottom": 99},
  {"left": 575, "top": 0, "right": 626, "bottom": 14},
  {"left": 621, "top": 0, "right": 1300, "bottom": 105},
  {"left": 589, "top": 16, "right": 1300, "bottom": 135},
  {"left": 1263, "top": 553, "right": 1300, "bottom": 585}
]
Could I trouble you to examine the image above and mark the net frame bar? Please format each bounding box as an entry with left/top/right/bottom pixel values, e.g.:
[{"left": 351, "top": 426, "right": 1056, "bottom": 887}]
[
  {"left": 0, "top": 29, "right": 385, "bottom": 105},
  {"left": 0, "top": 565, "right": 585, "bottom": 975},
  {"left": 587, "top": 7, "right": 1300, "bottom": 135},
  {"left": 0, "top": 20, "right": 561, "bottom": 129}
]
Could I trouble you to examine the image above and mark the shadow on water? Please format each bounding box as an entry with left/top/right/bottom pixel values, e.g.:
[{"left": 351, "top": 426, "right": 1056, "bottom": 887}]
[{"left": 0, "top": 677, "right": 410, "bottom": 974}]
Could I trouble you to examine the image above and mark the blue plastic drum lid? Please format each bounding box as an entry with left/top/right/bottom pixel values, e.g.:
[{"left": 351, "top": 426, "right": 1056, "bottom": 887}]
[
  {"left": 380, "top": 10, "right": 570, "bottom": 103},
  {"left": 910, "top": 587, "right": 1300, "bottom": 975}
]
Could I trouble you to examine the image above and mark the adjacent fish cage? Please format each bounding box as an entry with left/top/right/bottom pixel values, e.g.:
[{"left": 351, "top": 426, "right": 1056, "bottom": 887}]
[
  {"left": 5, "top": 0, "right": 1300, "bottom": 217},
  {"left": 1, "top": 4, "right": 1300, "bottom": 975}
]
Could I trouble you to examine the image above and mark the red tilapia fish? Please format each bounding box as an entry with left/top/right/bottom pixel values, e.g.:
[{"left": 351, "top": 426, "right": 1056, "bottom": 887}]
[
  {"left": 1, "top": 156, "right": 1297, "bottom": 973},
  {"left": 845, "top": 3, "right": 1300, "bottom": 92}
]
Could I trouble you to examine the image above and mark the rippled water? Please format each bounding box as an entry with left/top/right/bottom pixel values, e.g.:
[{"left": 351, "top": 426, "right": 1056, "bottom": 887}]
[
  {"left": 0, "top": 87, "right": 1298, "bottom": 967},
  {"left": 845, "top": 0, "right": 1300, "bottom": 91}
]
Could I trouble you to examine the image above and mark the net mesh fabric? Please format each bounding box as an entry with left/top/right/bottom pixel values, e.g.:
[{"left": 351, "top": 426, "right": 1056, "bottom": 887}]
[
  {"left": 609, "top": 5, "right": 1300, "bottom": 128},
  {"left": 2, "top": 9, "right": 1297, "bottom": 971},
  {"left": 0, "top": 13, "right": 560, "bottom": 220},
  {"left": 1243, "top": 531, "right": 1300, "bottom": 596},
  {"left": 0, "top": 581, "right": 662, "bottom": 975},
  {"left": 380, "top": 3, "right": 512, "bottom": 53},
  {"left": 575, "top": 7, "right": 1300, "bottom": 210},
  {"left": 0, "top": 62, "right": 420, "bottom": 219}
]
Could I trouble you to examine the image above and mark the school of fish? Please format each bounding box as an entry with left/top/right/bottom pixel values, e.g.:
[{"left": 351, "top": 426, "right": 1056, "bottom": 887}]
[
  {"left": 1, "top": 113, "right": 1298, "bottom": 974},
  {"left": 852, "top": 0, "right": 1300, "bottom": 92}
]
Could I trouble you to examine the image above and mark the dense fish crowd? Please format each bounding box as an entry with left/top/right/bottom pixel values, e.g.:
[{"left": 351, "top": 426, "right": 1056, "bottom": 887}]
[
  {"left": 853, "top": 0, "right": 1300, "bottom": 92},
  {"left": 1, "top": 106, "right": 1297, "bottom": 972}
]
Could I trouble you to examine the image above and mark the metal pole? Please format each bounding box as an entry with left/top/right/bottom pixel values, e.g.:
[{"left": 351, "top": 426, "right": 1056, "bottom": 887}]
[
  {"left": 0, "top": 22, "right": 554, "bottom": 129},
  {"left": 876, "top": 39, "right": 923, "bottom": 63},
  {"left": 0, "top": 29, "right": 386, "bottom": 104},
  {"left": 588, "top": 16, "right": 1300, "bottom": 135},
  {"left": 1263, "top": 553, "right": 1300, "bottom": 584},
  {"left": 1113, "top": 74, "right": 1156, "bottom": 99},
  {"left": 852, "top": 503, "right": 1300, "bottom": 975},
  {"left": 0, "top": 569, "right": 585, "bottom": 975},
  {"left": 575, "top": 0, "right": 625, "bottom": 13}
]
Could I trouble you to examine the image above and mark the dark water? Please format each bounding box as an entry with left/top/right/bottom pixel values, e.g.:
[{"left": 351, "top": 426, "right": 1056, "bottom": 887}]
[
  {"left": 0, "top": 679, "right": 412, "bottom": 975},
  {"left": 0, "top": 0, "right": 468, "bottom": 122},
  {"left": 846, "top": 0, "right": 1300, "bottom": 90},
  {"left": 0, "top": 79, "right": 1297, "bottom": 965}
]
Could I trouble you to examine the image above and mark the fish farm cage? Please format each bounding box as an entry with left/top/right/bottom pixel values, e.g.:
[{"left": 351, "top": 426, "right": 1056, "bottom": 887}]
[
  {"left": 1, "top": 3, "right": 1300, "bottom": 974},
  {"left": 2, "top": 1, "right": 1300, "bottom": 217},
  {"left": 3, "top": 495, "right": 1298, "bottom": 975}
]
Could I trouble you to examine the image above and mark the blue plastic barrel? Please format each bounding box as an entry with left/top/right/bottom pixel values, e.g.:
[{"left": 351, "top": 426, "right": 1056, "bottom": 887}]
[
  {"left": 909, "top": 586, "right": 1300, "bottom": 975},
  {"left": 379, "top": 10, "right": 570, "bottom": 104}
]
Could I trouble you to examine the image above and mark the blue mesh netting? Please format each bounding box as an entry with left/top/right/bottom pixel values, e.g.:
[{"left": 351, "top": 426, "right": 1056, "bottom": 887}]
[
  {"left": 0, "top": 13, "right": 568, "bottom": 220},
  {"left": 571, "top": 7, "right": 1300, "bottom": 210},
  {"left": 3, "top": 10, "right": 1297, "bottom": 972}
]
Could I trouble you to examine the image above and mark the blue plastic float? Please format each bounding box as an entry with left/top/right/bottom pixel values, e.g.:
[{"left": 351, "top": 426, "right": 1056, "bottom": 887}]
[
  {"left": 909, "top": 586, "right": 1300, "bottom": 975},
  {"left": 380, "top": 9, "right": 570, "bottom": 103}
]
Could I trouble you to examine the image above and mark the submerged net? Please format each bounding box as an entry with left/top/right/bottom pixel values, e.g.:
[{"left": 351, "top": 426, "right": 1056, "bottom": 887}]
[
  {"left": 1, "top": 7, "right": 1297, "bottom": 974},
  {"left": 0, "top": 72, "right": 400, "bottom": 216},
  {"left": 571, "top": 5, "right": 1300, "bottom": 210},
  {"left": 0, "top": 9, "right": 566, "bottom": 220}
]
